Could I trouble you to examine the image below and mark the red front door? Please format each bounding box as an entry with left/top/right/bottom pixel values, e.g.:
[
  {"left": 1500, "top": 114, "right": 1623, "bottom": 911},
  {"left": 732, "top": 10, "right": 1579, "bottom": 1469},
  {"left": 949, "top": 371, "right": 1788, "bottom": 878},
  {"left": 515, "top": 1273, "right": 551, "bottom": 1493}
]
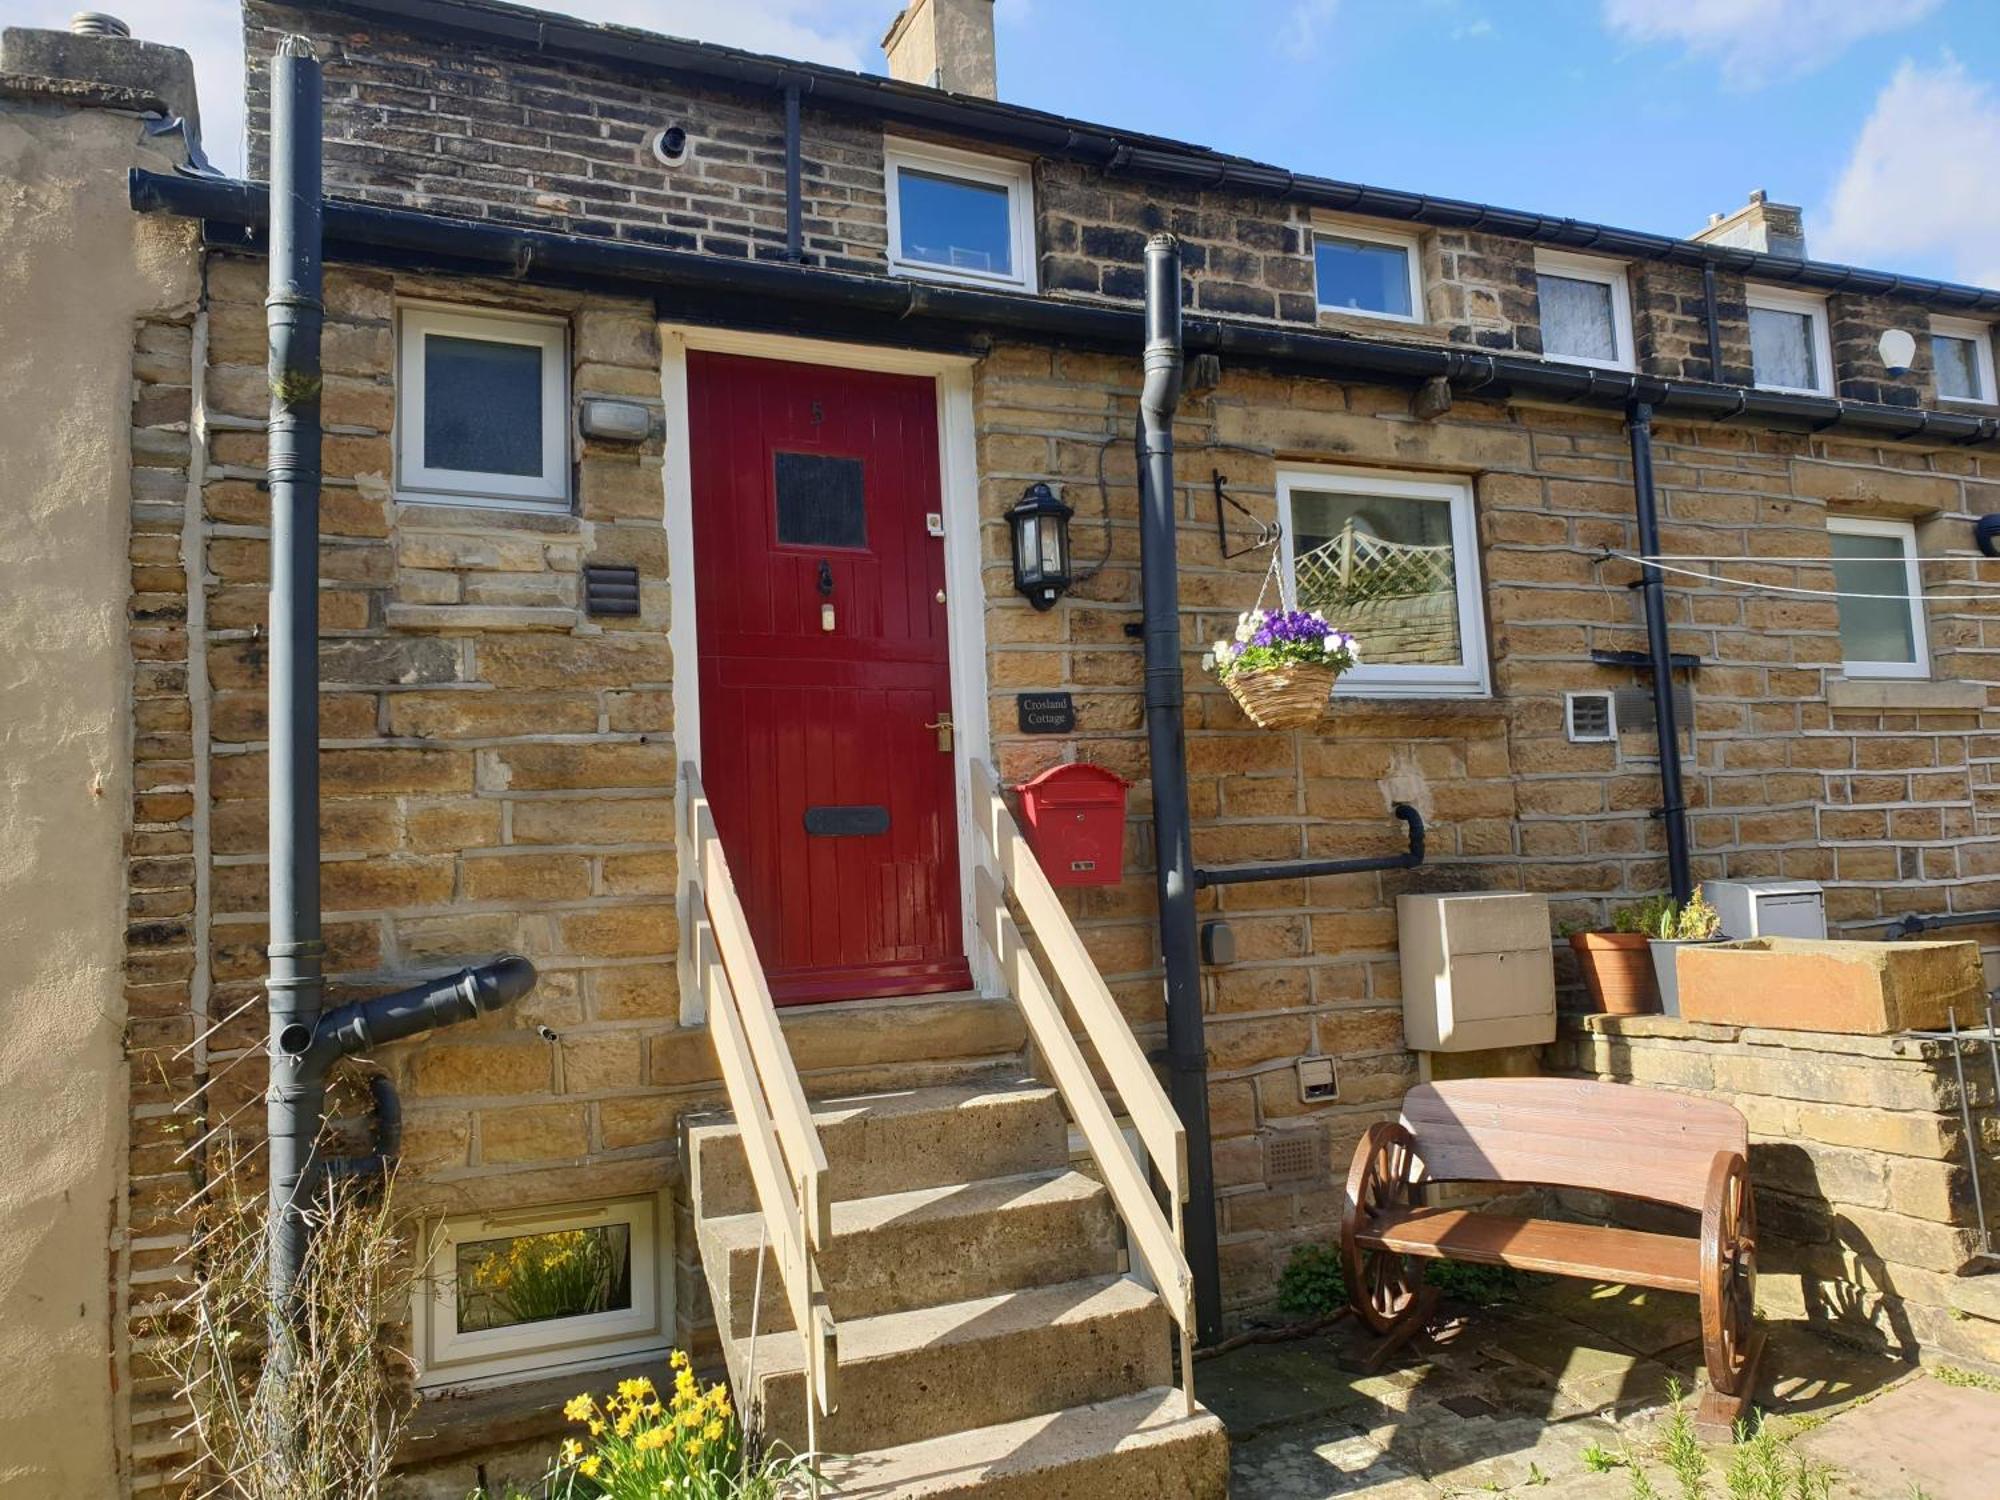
[{"left": 690, "top": 352, "right": 969, "bottom": 1005}]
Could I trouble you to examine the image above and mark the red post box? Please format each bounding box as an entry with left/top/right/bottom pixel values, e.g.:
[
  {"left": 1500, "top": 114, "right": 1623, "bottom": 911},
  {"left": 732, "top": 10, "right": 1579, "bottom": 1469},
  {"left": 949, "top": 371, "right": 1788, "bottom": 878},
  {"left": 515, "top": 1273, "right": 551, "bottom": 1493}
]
[{"left": 1013, "top": 763, "right": 1131, "bottom": 888}]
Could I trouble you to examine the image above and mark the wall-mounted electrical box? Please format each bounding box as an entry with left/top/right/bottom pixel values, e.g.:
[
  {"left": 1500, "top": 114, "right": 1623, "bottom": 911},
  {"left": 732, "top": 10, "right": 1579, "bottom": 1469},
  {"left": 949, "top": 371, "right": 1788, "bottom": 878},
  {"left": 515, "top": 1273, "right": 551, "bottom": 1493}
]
[
  {"left": 1398, "top": 892, "right": 1556, "bottom": 1051},
  {"left": 1705, "top": 879, "right": 1827, "bottom": 942}
]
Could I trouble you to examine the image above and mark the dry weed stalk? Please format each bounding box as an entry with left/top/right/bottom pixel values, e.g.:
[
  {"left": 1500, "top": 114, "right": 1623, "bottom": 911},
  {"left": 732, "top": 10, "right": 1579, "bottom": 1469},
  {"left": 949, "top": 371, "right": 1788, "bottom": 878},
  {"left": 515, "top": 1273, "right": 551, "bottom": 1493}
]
[{"left": 157, "top": 1141, "right": 417, "bottom": 1500}]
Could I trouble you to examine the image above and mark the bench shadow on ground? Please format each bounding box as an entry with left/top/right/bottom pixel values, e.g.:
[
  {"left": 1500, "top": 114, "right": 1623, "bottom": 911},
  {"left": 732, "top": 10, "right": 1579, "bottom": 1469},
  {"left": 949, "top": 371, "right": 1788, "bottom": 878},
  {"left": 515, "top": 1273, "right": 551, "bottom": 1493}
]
[{"left": 1205, "top": 1156, "right": 1918, "bottom": 1500}]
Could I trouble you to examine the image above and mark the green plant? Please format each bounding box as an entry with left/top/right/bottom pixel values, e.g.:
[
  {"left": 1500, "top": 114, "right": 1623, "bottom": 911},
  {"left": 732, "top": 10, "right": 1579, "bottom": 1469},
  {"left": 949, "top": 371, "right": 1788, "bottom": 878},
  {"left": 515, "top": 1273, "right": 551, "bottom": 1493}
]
[
  {"left": 1933, "top": 1363, "right": 2000, "bottom": 1392},
  {"left": 1424, "top": 1258, "right": 1521, "bottom": 1304},
  {"left": 1660, "top": 1379, "right": 1712, "bottom": 1500},
  {"left": 1582, "top": 1442, "right": 1626, "bottom": 1473},
  {"left": 462, "top": 1227, "right": 624, "bottom": 1328},
  {"left": 1203, "top": 608, "right": 1360, "bottom": 681},
  {"left": 544, "top": 1358, "right": 820, "bottom": 1499},
  {"left": 1614, "top": 888, "right": 1722, "bottom": 941},
  {"left": 1277, "top": 1242, "right": 1348, "bottom": 1316}
]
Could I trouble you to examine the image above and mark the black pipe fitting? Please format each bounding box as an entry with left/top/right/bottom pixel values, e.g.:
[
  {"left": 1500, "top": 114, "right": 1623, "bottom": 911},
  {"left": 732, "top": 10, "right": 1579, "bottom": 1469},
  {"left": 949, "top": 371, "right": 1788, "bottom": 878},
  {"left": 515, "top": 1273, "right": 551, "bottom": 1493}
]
[{"left": 1195, "top": 805, "right": 1425, "bottom": 889}]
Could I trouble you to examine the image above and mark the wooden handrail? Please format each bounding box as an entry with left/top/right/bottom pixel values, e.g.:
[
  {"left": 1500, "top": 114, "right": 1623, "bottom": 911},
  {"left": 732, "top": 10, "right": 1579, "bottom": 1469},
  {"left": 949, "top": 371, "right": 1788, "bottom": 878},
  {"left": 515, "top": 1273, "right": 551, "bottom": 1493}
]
[
  {"left": 682, "top": 764, "right": 836, "bottom": 1426},
  {"left": 968, "top": 758, "right": 1198, "bottom": 1414}
]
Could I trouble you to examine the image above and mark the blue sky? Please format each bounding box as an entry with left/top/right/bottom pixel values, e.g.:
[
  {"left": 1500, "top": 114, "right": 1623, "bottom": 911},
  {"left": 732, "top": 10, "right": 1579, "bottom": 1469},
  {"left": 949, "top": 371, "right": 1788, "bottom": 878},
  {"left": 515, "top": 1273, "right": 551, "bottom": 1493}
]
[{"left": 28, "top": 0, "right": 2000, "bottom": 285}]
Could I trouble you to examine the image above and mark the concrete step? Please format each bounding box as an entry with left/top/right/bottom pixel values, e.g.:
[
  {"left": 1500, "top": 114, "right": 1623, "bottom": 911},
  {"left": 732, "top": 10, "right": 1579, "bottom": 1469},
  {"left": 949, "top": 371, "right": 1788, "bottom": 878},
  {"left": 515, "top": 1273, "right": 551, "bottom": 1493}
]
[
  {"left": 736, "top": 1274, "right": 1170, "bottom": 1455},
  {"left": 699, "top": 1168, "right": 1121, "bottom": 1337},
  {"left": 820, "top": 1386, "right": 1230, "bottom": 1499},
  {"left": 688, "top": 1080, "right": 1067, "bottom": 1217}
]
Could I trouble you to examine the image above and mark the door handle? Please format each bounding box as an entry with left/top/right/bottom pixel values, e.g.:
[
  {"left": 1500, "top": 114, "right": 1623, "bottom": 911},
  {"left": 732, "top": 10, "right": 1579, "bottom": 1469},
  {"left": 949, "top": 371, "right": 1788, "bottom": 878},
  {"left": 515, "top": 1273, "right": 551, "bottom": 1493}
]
[{"left": 923, "top": 713, "right": 954, "bottom": 753}]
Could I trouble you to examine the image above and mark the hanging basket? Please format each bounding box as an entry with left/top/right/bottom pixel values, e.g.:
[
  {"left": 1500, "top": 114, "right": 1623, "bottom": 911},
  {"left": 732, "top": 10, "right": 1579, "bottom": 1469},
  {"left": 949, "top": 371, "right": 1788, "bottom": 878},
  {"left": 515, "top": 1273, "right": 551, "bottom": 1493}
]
[{"left": 1224, "top": 662, "right": 1338, "bottom": 730}]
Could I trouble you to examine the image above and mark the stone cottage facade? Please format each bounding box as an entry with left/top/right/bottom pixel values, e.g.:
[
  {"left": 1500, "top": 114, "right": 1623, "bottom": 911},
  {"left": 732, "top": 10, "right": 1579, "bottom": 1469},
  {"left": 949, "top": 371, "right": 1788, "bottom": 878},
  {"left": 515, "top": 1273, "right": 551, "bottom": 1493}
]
[{"left": 10, "top": 0, "right": 2000, "bottom": 1490}]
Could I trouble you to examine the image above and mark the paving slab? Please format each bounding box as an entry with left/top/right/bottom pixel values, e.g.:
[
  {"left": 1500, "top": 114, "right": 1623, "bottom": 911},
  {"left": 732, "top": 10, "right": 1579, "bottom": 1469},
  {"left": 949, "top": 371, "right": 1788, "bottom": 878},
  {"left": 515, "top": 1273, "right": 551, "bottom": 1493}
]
[
  {"left": 1796, "top": 1374, "right": 2000, "bottom": 1500},
  {"left": 1212, "top": 1286, "right": 1958, "bottom": 1498}
]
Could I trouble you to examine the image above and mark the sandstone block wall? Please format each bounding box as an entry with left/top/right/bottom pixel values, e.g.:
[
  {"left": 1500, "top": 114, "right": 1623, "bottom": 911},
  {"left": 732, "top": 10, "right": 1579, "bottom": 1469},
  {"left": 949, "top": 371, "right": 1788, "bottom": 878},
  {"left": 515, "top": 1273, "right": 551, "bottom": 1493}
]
[{"left": 1551, "top": 1015, "right": 2000, "bottom": 1369}]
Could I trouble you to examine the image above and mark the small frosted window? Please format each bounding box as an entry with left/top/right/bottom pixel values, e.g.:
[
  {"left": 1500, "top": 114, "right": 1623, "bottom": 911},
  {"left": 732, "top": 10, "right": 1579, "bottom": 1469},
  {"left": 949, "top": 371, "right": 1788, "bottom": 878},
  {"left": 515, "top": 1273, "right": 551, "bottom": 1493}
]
[
  {"left": 1830, "top": 529, "right": 1920, "bottom": 668},
  {"left": 1315, "top": 235, "right": 1414, "bottom": 318},
  {"left": 1750, "top": 305, "right": 1820, "bottom": 391},
  {"left": 1538, "top": 272, "right": 1619, "bottom": 364},
  {"left": 1934, "top": 334, "right": 1983, "bottom": 401},
  {"left": 424, "top": 334, "right": 544, "bottom": 477}
]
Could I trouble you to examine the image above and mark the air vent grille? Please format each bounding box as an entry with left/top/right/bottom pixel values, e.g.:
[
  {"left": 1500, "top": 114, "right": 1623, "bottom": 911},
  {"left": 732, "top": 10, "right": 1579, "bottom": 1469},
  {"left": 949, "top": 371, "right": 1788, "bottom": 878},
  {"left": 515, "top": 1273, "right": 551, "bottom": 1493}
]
[
  {"left": 1566, "top": 692, "right": 1615, "bottom": 743},
  {"left": 1263, "top": 1130, "right": 1324, "bottom": 1187}
]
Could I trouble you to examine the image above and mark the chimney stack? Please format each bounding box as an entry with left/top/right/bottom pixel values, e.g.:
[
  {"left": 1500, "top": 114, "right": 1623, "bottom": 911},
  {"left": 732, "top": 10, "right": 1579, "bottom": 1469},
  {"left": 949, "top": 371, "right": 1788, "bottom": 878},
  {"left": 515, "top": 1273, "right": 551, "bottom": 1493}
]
[
  {"left": 881, "top": 0, "right": 996, "bottom": 98},
  {"left": 1693, "top": 188, "right": 1806, "bottom": 260}
]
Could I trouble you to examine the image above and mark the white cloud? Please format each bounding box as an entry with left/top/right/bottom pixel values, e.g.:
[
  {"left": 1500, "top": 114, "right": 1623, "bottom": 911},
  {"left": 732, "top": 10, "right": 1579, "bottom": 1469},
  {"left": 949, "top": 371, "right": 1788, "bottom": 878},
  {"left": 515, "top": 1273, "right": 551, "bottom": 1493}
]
[
  {"left": 1817, "top": 55, "right": 2000, "bottom": 287},
  {"left": 1602, "top": 0, "right": 1941, "bottom": 87},
  {"left": 1280, "top": 0, "right": 1341, "bottom": 60},
  {"left": 7, "top": 0, "right": 887, "bottom": 175}
]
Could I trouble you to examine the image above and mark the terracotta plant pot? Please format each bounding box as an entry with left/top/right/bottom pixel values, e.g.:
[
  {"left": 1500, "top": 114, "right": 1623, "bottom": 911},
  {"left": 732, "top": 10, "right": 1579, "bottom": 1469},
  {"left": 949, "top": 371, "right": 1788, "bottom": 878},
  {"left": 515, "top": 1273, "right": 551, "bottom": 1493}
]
[{"left": 1570, "top": 931, "right": 1658, "bottom": 1015}]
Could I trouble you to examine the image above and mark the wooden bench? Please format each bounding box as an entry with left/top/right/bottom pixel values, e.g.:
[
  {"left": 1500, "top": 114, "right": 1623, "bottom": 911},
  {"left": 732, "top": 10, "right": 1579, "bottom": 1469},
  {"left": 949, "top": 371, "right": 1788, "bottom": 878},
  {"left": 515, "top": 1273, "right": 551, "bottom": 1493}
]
[{"left": 1340, "top": 1077, "right": 1760, "bottom": 1436}]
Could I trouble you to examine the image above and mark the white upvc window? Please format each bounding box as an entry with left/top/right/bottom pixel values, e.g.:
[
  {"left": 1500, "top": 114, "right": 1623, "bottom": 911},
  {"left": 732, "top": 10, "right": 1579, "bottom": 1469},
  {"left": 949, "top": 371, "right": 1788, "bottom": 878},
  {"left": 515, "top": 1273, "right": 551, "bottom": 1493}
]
[
  {"left": 413, "top": 1195, "right": 670, "bottom": 1391},
  {"left": 1278, "top": 466, "right": 1489, "bottom": 698},
  {"left": 396, "top": 303, "right": 570, "bottom": 509},
  {"left": 883, "top": 138, "right": 1037, "bottom": 292},
  {"left": 1931, "top": 315, "right": 1997, "bottom": 405},
  {"left": 1827, "top": 516, "right": 1929, "bottom": 681},
  {"left": 1313, "top": 222, "right": 1425, "bottom": 323},
  {"left": 1534, "top": 250, "right": 1634, "bottom": 371},
  {"left": 1746, "top": 285, "right": 1834, "bottom": 395}
]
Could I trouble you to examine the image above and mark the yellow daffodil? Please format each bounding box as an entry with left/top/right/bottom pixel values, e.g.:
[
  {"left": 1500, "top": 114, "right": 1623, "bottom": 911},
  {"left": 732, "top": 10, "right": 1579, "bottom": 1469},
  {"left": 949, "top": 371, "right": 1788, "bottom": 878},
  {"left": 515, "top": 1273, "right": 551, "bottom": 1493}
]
[
  {"left": 634, "top": 1426, "right": 670, "bottom": 1453},
  {"left": 703, "top": 1418, "right": 724, "bottom": 1442},
  {"left": 559, "top": 1438, "right": 582, "bottom": 1462},
  {"left": 563, "top": 1395, "right": 594, "bottom": 1422},
  {"left": 578, "top": 1455, "right": 602, "bottom": 1478},
  {"left": 618, "top": 1376, "right": 653, "bottom": 1401},
  {"left": 670, "top": 1349, "right": 689, "bottom": 1370}
]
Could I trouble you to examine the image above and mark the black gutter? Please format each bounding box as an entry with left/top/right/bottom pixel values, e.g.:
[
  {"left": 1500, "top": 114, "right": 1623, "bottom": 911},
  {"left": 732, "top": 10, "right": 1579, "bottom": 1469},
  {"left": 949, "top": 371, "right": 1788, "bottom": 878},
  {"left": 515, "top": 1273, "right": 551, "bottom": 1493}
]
[
  {"left": 1628, "top": 404, "right": 1693, "bottom": 904},
  {"left": 128, "top": 171, "right": 2000, "bottom": 449},
  {"left": 305, "top": 0, "right": 2000, "bottom": 314},
  {"left": 1136, "top": 235, "right": 1222, "bottom": 1346},
  {"left": 1196, "top": 805, "right": 1424, "bottom": 889}
]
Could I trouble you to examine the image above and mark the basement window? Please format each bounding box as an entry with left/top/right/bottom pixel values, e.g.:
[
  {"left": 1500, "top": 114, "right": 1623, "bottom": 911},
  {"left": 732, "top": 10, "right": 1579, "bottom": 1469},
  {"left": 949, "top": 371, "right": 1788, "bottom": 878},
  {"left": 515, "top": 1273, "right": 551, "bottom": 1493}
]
[
  {"left": 1314, "top": 224, "right": 1424, "bottom": 322},
  {"left": 1828, "top": 516, "right": 1928, "bottom": 681},
  {"left": 413, "top": 1195, "right": 670, "bottom": 1390},
  {"left": 884, "top": 138, "right": 1036, "bottom": 292},
  {"left": 1535, "top": 251, "right": 1634, "bottom": 371},
  {"left": 1279, "top": 466, "right": 1488, "bottom": 697},
  {"left": 1932, "top": 316, "right": 1997, "bottom": 404},
  {"left": 396, "top": 304, "right": 570, "bottom": 510},
  {"left": 1747, "top": 285, "right": 1834, "bottom": 395}
]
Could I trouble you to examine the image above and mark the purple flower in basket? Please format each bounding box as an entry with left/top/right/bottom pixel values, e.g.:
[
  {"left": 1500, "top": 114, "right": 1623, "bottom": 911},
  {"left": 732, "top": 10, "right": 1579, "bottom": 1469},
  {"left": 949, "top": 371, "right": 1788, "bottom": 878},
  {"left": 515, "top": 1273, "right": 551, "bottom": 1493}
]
[{"left": 1204, "top": 607, "right": 1359, "bottom": 678}]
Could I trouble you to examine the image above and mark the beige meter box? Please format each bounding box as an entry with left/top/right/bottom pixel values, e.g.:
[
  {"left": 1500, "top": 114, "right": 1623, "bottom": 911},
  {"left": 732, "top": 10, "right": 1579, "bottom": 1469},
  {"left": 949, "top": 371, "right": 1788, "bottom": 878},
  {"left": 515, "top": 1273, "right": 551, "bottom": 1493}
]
[{"left": 1398, "top": 892, "right": 1557, "bottom": 1051}]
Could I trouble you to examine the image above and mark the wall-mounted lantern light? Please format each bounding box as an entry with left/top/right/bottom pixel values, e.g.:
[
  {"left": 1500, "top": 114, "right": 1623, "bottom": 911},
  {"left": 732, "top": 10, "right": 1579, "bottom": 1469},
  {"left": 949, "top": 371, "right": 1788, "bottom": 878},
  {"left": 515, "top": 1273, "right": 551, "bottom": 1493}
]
[{"left": 1007, "top": 481, "right": 1073, "bottom": 611}]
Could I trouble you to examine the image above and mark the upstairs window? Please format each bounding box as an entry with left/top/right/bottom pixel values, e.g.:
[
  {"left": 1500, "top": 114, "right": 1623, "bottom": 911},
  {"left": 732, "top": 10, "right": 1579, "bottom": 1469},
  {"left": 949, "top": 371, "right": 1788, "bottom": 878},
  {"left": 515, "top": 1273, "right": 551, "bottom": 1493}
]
[
  {"left": 1534, "top": 251, "right": 1634, "bottom": 370},
  {"left": 1932, "top": 316, "right": 1997, "bottom": 404},
  {"left": 1314, "top": 225, "right": 1424, "bottom": 322},
  {"left": 1747, "top": 286, "right": 1833, "bottom": 395},
  {"left": 884, "top": 139, "right": 1036, "bottom": 291},
  {"left": 397, "top": 304, "right": 569, "bottom": 510},
  {"left": 1828, "top": 516, "right": 1928, "bottom": 680},
  {"left": 1279, "top": 466, "right": 1488, "bottom": 697}
]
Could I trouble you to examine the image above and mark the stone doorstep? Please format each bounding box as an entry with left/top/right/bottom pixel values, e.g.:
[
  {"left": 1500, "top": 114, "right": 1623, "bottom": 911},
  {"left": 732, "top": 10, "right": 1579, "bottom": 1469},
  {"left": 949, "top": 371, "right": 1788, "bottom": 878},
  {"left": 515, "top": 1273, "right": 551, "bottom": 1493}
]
[
  {"left": 1947, "top": 1272, "right": 2000, "bottom": 1323},
  {"left": 399, "top": 1353, "right": 669, "bottom": 1469}
]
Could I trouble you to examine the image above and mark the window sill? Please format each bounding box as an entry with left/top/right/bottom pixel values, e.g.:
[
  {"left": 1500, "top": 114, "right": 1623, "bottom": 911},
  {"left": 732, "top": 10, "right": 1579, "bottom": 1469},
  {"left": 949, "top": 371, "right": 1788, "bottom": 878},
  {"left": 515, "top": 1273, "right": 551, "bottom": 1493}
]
[
  {"left": 403, "top": 1353, "right": 670, "bottom": 1468},
  {"left": 396, "top": 497, "right": 581, "bottom": 534},
  {"left": 386, "top": 603, "right": 577, "bottom": 634},
  {"left": 1826, "top": 677, "right": 1985, "bottom": 713}
]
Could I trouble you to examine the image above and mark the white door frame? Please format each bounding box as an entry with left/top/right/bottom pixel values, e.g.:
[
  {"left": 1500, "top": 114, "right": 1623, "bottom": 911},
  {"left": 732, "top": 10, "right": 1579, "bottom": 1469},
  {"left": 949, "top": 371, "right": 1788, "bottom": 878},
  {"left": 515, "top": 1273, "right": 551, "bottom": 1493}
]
[{"left": 659, "top": 324, "right": 997, "bottom": 1020}]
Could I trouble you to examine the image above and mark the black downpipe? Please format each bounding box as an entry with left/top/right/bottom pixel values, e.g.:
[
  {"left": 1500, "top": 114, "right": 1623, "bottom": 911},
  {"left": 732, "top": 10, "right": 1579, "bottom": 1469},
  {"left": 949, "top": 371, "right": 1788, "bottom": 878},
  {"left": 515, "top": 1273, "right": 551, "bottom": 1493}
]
[
  {"left": 260, "top": 40, "right": 536, "bottom": 1377},
  {"left": 1628, "top": 404, "right": 1693, "bottom": 903},
  {"left": 1137, "top": 235, "right": 1222, "bottom": 1345},
  {"left": 263, "top": 36, "right": 330, "bottom": 1357},
  {"left": 1702, "top": 262, "right": 1724, "bottom": 385},
  {"left": 783, "top": 82, "right": 803, "bottom": 263}
]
